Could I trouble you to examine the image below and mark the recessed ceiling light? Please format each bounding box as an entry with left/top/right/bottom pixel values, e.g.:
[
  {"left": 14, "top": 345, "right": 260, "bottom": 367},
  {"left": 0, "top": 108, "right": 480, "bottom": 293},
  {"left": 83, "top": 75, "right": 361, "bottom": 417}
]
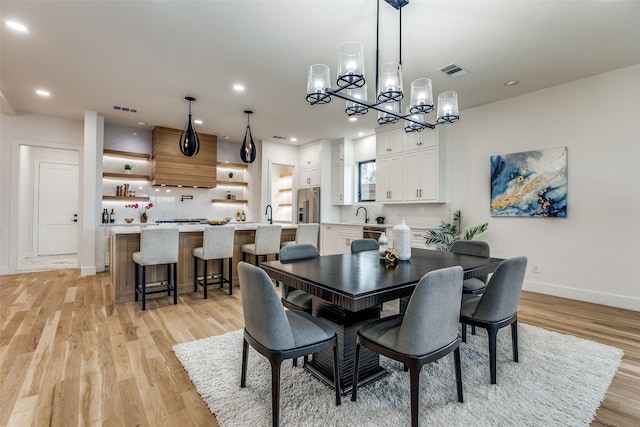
[
  {"left": 505, "top": 80, "right": 519, "bottom": 86},
  {"left": 358, "top": 132, "right": 364, "bottom": 137},
  {"left": 35, "top": 89, "right": 50, "bottom": 97},
  {"left": 233, "top": 84, "right": 245, "bottom": 91},
  {"left": 194, "top": 119, "right": 203, "bottom": 125},
  {"left": 290, "top": 138, "right": 297, "bottom": 142},
  {"left": 223, "top": 136, "right": 230, "bottom": 139},
  {"left": 6, "top": 20, "right": 28, "bottom": 32},
  {"left": 349, "top": 117, "right": 357, "bottom": 122}
]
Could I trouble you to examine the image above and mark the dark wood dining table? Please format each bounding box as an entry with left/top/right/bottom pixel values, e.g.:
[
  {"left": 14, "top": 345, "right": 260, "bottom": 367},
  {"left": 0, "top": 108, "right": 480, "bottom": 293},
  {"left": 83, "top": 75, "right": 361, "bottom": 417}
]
[{"left": 261, "top": 247, "right": 504, "bottom": 394}]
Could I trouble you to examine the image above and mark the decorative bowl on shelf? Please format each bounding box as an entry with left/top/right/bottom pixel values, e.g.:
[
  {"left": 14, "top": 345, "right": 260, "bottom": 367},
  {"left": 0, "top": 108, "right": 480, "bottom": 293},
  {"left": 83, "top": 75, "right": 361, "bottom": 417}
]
[
  {"left": 224, "top": 217, "right": 232, "bottom": 223},
  {"left": 124, "top": 218, "right": 134, "bottom": 224}
]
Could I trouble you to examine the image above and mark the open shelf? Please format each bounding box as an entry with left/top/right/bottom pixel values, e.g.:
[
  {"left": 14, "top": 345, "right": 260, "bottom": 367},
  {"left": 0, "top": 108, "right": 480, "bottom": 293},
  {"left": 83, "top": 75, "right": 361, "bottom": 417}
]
[
  {"left": 217, "top": 180, "right": 248, "bottom": 187},
  {"left": 211, "top": 199, "right": 248, "bottom": 204},
  {"left": 280, "top": 173, "right": 292, "bottom": 178},
  {"left": 279, "top": 187, "right": 293, "bottom": 193},
  {"left": 216, "top": 162, "right": 248, "bottom": 169},
  {"left": 103, "top": 196, "right": 150, "bottom": 202},
  {"left": 279, "top": 203, "right": 292, "bottom": 207},
  {"left": 103, "top": 149, "right": 150, "bottom": 160},
  {"left": 103, "top": 172, "right": 150, "bottom": 180}
]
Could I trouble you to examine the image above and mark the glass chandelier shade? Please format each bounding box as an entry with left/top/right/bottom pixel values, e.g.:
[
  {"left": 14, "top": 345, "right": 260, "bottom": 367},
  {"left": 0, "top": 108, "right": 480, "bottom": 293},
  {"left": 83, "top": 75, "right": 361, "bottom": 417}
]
[
  {"left": 337, "top": 41, "right": 365, "bottom": 89},
  {"left": 378, "top": 102, "right": 400, "bottom": 125},
  {"left": 346, "top": 84, "right": 369, "bottom": 116},
  {"left": 404, "top": 107, "right": 424, "bottom": 132},
  {"left": 239, "top": 110, "right": 257, "bottom": 164},
  {"left": 306, "top": 64, "right": 332, "bottom": 105},
  {"left": 409, "top": 78, "right": 434, "bottom": 114},
  {"left": 179, "top": 96, "right": 200, "bottom": 157},
  {"left": 377, "top": 62, "right": 404, "bottom": 103},
  {"left": 436, "top": 91, "right": 460, "bottom": 124}
]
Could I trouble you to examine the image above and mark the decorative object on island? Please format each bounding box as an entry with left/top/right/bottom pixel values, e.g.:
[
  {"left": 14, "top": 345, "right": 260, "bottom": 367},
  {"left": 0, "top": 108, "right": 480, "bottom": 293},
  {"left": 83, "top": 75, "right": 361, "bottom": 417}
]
[
  {"left": 305, "top": 0, "right": 460, "bottom": 132},
  {"left": 124, "top": 218, "right": 133, "bottom": 224},
  {"left": 384, "top": 247, "right": 399, "bottom": 266},
  {"left": 124, "top": 163, "right": 132, "bottom": 173},
  {"left": 125, "top": 202, "right": 153, "bottom": 223},
  {"left": 378, "top": 231, "right": 388, "bottom": 259},
  {"left": 490, "top": 146, "right": 567, "bottom": 218},
  {"left": 240, "top": 110, "right": 256, "bottom": 164},
  {"left": 423, "top": 210, "right": 489, "bottom": 251},
  {"left": 179, "top": 96, "right": 200, "bottom": 157},
  {"left": 392, "top": 219, "right": 411, "bottom": 260}
]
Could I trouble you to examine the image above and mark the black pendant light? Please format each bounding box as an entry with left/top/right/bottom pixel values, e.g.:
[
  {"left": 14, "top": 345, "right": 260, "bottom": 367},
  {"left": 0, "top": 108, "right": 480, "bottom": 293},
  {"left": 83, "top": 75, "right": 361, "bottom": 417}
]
[
  {"left": 179, "top": 96, "right": 200, "bottom": 157},
  {"left": 240, "top": 110, "right": 256, "bottom": 164}
]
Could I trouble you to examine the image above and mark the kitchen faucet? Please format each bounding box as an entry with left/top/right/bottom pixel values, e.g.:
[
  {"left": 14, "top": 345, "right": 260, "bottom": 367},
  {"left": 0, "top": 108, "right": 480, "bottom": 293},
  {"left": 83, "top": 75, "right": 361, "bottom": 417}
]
[
  {"left": 356, "top": 206, "right": 369, "bottom": 224},
  {"left": 265, "top": 204, "right": 273, "bottom": 224}
]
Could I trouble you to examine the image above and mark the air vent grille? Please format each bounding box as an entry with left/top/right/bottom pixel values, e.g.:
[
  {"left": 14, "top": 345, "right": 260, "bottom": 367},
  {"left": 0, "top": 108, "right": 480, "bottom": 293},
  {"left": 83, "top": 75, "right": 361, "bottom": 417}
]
[
  {"left": 272, "top": 135, "right": 287, "bottom": 140},
  {"left": 113, "top": 105, "right": 138, "bottom": 113},
  {"left": 439, "top": 63, "right": 467, "bottom": 78}
]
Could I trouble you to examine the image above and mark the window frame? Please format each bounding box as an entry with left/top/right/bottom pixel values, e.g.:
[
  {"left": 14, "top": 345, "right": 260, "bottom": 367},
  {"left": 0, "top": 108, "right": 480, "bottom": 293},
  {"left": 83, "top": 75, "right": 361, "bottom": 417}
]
[{"left": 357, "top": 159, "right": 376, "bottom": 203}]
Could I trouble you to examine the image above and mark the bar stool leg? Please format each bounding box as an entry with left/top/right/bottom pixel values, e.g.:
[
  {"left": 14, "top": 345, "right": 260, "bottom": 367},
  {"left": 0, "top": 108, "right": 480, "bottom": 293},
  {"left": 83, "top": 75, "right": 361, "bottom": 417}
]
[
  {"left": 193, "top": 256, "right": 198, "bottom": 292},
  {"left": 141, "top": 266, "right": 147, "bottom": 311},
  {"left": 173, "top": 262, "right": 178, "bottom": 305},
  {"left": 219, "top": 259, "right": 224, "bottom": 288},
  {"left": 135, "top": 263, "right": 139, "bottom": 301},
  {"left": 228, "top": 256, "right": 233, "bottom": 296},
  {"left": 167, "top": 264, "right": 171, "bottom": 296},
  {"left": 203, "top": 259, "right": 208, "bottom": 299}
]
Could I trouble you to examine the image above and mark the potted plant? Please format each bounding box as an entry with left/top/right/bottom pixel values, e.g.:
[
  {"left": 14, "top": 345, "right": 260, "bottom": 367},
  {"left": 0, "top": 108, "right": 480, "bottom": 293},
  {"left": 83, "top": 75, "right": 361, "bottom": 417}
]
[
  {"left": 124, "top": 163, "right": 132, "bottom": 174},
  {"left": 228, "top": 171, "right": 234, "bottom": 180},
  {"left": 125, "top": 203, "right": 153, "bottom": 223},
  {"left": 423, "top": 210, "right": 488, "bottom": 251}
]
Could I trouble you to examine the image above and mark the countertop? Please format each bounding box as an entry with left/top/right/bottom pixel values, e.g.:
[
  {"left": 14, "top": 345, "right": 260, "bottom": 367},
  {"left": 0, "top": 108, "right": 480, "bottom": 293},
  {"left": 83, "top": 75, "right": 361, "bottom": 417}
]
[
  {"left": 110, "top": 223, "right": 298, "bottom": 235},
  {"left": 321, "top": 222, "right": 438, "bottom": 229}
]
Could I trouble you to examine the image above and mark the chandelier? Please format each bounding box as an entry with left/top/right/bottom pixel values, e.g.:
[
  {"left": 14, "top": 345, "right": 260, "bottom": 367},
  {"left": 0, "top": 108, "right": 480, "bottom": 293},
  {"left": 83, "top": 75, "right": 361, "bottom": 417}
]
[{"left": 305, "top": 0, "right": 459, "bottom": 132}]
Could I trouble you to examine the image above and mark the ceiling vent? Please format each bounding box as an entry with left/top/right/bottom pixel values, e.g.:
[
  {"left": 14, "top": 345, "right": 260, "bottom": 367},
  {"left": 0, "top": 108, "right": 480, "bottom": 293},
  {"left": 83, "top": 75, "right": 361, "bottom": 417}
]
[
  {"left": 113, "top": 105, "right": 138, "bottom": 113},
  {"left": 272, "top": 135, "right": 287, "bottom": 140},
  {"left": 438, "top": 63, "right": 467, "bottom": 78}
]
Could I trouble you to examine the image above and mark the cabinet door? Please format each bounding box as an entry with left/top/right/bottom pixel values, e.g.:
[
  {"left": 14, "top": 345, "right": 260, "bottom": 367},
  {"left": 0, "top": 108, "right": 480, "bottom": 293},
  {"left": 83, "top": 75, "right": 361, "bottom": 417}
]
[
  {"left": 332, "top": 143, "right": 344, "bottom": 165},
  {"left": 332, "top": 164, "right": 344, "bottom": 205},
  {"left": 376, "top": 128, "right": 404, "bottom": 158},
  {"left": 376, "top": 155, "right": 403, "bottom": 202},
  {"left": 321, "top": 225, "right": 340, "bottom": 255},
  {"left": 405, "top": 129, "right": 436, "bottom": 152},
  {"left": 404, "top": 150, "right": 437, "bottom": 201},
  {"left": 300, "top": 144, "right": 322, "bottom": 168},
  {"left": 299, "top": 167, "right": 320, "bottom": 188}
]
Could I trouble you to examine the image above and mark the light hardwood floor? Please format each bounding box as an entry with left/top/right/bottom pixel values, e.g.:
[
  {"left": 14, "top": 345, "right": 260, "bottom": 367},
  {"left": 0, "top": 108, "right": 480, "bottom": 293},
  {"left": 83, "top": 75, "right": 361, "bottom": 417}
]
[{"left": 0, "top": 269, "right": 638, "bottom": 426}]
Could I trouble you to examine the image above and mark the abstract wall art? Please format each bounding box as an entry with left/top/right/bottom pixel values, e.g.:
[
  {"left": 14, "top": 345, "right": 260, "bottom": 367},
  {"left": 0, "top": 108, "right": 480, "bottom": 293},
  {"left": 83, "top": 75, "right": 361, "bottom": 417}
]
[{"left": 490, "top": 146, "right": 567, "bottom": 217}]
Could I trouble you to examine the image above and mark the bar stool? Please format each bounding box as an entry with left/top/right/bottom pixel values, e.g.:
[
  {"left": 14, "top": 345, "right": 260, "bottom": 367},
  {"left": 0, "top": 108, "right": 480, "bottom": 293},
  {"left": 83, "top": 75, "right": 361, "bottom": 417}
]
[
  {"left": 241, "top": 224, "right": 282, "bottom": 266},
  {"left": 133, "top": 227, "right": 179, "bottom": 310},
  {"left": 193, "top": 225, "right": 235, "bottom": 298},
  {"left": 281, "top": 223, "right": 319, "bottom": 248}
]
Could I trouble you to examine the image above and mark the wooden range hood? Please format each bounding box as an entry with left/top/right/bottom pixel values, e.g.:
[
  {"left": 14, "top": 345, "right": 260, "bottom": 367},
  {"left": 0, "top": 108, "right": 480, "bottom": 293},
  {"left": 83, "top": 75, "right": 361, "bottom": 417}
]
[{"left": 151, "top": 126, "right": 217, "bottom": 188}]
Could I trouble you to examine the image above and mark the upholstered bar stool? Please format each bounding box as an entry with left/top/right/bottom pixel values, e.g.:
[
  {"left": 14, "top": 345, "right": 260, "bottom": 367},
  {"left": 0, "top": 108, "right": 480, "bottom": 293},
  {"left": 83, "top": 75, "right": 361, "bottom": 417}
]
[
  {"left": 241, "top": 224, "right": 282, "bottom": 266},
  {"left": 133, "top": 227, "right": 179, "bottom": 310},
  {"left": 193, "top": 225, "right": 235, "bottom": 298},
  {"left": 281, "top": 223, "right": 320, "bottom": 248}
]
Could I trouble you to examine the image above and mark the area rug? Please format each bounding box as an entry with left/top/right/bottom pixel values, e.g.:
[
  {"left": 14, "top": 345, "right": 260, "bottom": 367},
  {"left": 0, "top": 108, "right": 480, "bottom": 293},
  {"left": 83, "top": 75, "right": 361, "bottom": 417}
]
[{"left": 173, "top": 324, "right": 622, "bottom": 426}]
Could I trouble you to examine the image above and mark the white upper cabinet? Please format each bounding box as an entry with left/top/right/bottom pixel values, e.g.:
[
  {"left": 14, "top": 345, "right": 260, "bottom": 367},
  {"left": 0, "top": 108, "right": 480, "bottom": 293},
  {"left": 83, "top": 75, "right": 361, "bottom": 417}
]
[
  {"left": 375, "top": 127, "right": 404, "bottom": 158},
  {"left": 299, "top": 143, "right": 322, "bottom": 168},
  {"left": 404, "top": 129, "right": 437, "bottom": 152}
]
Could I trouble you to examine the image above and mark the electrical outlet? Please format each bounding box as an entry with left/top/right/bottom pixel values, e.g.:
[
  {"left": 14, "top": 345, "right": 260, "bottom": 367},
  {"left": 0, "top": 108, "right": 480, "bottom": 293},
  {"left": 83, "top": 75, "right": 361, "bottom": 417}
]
[{"left": 532, "top": 264, "right": 540, "bottom": 273}]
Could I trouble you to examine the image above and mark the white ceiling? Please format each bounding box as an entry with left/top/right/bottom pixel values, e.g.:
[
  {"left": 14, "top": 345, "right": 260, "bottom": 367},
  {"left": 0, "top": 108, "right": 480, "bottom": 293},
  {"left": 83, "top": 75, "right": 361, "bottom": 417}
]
[{"left": 2, "top": 1, "right": 639, "bottom": 145}]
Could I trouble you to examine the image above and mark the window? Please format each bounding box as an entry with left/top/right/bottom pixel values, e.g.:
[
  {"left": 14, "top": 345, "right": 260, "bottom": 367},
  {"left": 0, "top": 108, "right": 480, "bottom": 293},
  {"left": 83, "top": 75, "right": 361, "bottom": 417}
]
[{"left": 358, "top": 160, "right": 376, "bottom": 202}]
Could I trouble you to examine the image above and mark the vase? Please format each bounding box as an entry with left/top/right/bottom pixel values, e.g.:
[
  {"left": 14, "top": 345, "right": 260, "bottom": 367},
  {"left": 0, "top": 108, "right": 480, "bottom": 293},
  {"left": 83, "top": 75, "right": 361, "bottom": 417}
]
[
  {"left": 393, "top": 219, "right": 411, "bottom": 261},
  {"left": 378, "top": 232, "right": 388, "bottom": 259},
  {"left": 140, "top": 217, "right": 147, "bottom": 224}
]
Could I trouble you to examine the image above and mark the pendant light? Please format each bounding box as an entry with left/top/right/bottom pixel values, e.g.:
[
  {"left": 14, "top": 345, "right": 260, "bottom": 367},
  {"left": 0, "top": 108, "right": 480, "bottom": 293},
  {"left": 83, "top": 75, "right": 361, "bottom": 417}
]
[
  {"left": 179, "top": 96, "right": 200, "bottom": 157},
  {"left": 240, "top": 110, "right": 256, "bottom": 164}
]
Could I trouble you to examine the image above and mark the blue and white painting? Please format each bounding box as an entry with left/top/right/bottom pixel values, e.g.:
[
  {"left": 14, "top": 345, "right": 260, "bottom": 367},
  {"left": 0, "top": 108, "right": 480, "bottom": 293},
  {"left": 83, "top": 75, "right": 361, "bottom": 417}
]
[{"left": 490, "top": 147, "right": 567, "bottom": 217}]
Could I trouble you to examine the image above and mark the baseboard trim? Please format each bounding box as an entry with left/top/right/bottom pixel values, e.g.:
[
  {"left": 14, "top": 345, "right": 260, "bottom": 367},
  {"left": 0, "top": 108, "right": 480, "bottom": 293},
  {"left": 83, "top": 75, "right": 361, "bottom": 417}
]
[
  {"left": 524, "top": 280, "right": 640, "bottom": 312},
  {"left": 80, "top": 266, "right": 97, "bottom": 277}
]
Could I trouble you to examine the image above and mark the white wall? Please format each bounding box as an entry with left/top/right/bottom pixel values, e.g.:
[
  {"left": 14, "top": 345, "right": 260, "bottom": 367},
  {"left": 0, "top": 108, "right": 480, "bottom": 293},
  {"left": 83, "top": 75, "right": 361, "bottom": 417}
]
[{"left": 445, "top": 65, "right": 640, "bottom": 311}]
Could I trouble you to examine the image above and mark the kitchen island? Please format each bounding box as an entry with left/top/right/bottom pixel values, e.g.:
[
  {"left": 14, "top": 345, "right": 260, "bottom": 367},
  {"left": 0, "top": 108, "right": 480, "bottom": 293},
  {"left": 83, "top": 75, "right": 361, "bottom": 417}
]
[{"left": 109, "top": 223, "right": 297, "bottom": 303}]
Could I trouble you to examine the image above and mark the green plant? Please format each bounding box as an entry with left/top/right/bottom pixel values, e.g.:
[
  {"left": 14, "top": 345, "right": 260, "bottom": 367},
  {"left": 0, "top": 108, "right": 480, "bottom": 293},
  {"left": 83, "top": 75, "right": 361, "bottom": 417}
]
[
  {"left": 124, "top": 163, "right": 132, "bottom": 170},
  {"left": 228, "top": 171, "right": 234, "bottom": 179},
  {"left": 423, "top": 210, "right": 488, "bottom": 251}
]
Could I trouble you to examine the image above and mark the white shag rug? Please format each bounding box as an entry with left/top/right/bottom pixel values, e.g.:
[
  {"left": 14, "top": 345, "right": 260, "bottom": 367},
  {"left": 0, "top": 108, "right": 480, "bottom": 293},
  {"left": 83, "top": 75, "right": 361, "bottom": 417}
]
[{"left": 173, "top": 324, "right": 622, "bottom": 426}]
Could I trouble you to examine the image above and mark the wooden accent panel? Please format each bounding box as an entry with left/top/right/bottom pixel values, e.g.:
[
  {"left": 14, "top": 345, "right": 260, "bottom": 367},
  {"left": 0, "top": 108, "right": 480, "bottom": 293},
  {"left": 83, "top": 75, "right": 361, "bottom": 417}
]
[
  {"left": 103, "top": 149, "right": 150, "bottom": 160},
  {"left": 151, "top": 126, "right": 217, "bottom": 188},
  {"left": 102, "top": 195, "right": 150, "bottom": 202},
  {"left": 103, "top": 172, "right": 150, "bottom": 180}
]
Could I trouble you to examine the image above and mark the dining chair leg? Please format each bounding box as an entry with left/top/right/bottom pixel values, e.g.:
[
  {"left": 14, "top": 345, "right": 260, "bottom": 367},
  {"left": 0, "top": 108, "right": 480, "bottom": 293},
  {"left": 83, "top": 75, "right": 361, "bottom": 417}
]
[
  {"left": 240, "top": 338, "right": 249, "bottom": 387},
  {"left": 511, "top": 320, "right": 519, "bottom": 362},
  {"left": 409, "top": 367, "right": 420, "bottom": 427},
  {"left": 461, "top": 322, "right": 467, "bottom": 342},
  {"left": 488, "top": 324, "right": 498, "bottom": 384},
  {"left": 351, "top": 342, "right": 361, "bottom": 401},
  {"left": 270, "top": 360, "right": 282, "bottom": 427},
  {"left": 454, "top": 347, "right": 463, "bottom": 402},
  {"left": 332, "top": 342, "right": 341, "bottom": 406}
]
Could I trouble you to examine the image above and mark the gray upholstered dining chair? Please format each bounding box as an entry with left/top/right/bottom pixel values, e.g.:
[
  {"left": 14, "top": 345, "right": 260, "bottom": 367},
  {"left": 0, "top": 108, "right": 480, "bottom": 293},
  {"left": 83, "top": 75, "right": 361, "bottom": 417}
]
[
  {"left": 193, "top": 225, "right": 235, "bottom": 297},
  {"left": 241, "top": 224, "right": 282, "bottom": 266},
  {"left": 278, "top": 244, "right": 318, "bottom": 313},
  {"left": 238, "top": 262, "right": 340, "bottom": 427},
  {"left": 449, "top": 240, "right": 491, "bottom": 294},
  {"left": 459, "top": 256, "right": 527, "bottom": 385},
  {"left": 281, "top": 223, "right": 319, "bottom": 248},
  {"left": 350, "top": 238, "right": 379, "bottom": 253},
  {"left": 132, "top": 227, "right": 179, "bottom": 310},
  {"left": 351, "top": 266, "right": 464, "bottom": 427}
]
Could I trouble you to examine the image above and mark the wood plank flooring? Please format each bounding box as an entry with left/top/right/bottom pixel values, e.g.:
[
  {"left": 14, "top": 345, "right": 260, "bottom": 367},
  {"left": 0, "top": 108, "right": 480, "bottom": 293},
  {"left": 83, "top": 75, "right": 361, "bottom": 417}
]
[{"left": 0, "top": 269, "right": 638, "bottom": 426}]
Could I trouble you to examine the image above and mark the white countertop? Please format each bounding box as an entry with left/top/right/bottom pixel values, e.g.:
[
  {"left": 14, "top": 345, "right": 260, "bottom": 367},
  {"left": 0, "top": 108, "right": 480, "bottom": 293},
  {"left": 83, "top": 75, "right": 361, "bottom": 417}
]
[
  {"left": 110, "top": 223, "right": 298, "bottom": 235},
  {"left": 321, "top": 222, "right": 438, "bottom": 229}
]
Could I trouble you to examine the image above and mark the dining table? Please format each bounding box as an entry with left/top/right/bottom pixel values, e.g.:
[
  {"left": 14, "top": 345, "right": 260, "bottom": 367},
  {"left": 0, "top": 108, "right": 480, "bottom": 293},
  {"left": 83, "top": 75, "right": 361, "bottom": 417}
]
[{"left": 260, "top": 247, "right": 505, "bottom": 394}]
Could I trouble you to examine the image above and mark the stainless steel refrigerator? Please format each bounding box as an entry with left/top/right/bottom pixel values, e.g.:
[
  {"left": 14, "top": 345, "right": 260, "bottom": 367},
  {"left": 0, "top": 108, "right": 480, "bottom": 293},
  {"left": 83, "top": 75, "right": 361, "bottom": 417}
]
[{"left": 297, "top": 187, "right": 320, "bottom": 223}]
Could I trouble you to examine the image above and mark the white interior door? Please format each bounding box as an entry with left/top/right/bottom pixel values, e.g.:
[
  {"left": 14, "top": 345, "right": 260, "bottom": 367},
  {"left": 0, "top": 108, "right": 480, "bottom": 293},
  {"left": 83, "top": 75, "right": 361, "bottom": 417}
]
[{"left": 37, "top": 162, "right": 79, "bottom": 255}]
